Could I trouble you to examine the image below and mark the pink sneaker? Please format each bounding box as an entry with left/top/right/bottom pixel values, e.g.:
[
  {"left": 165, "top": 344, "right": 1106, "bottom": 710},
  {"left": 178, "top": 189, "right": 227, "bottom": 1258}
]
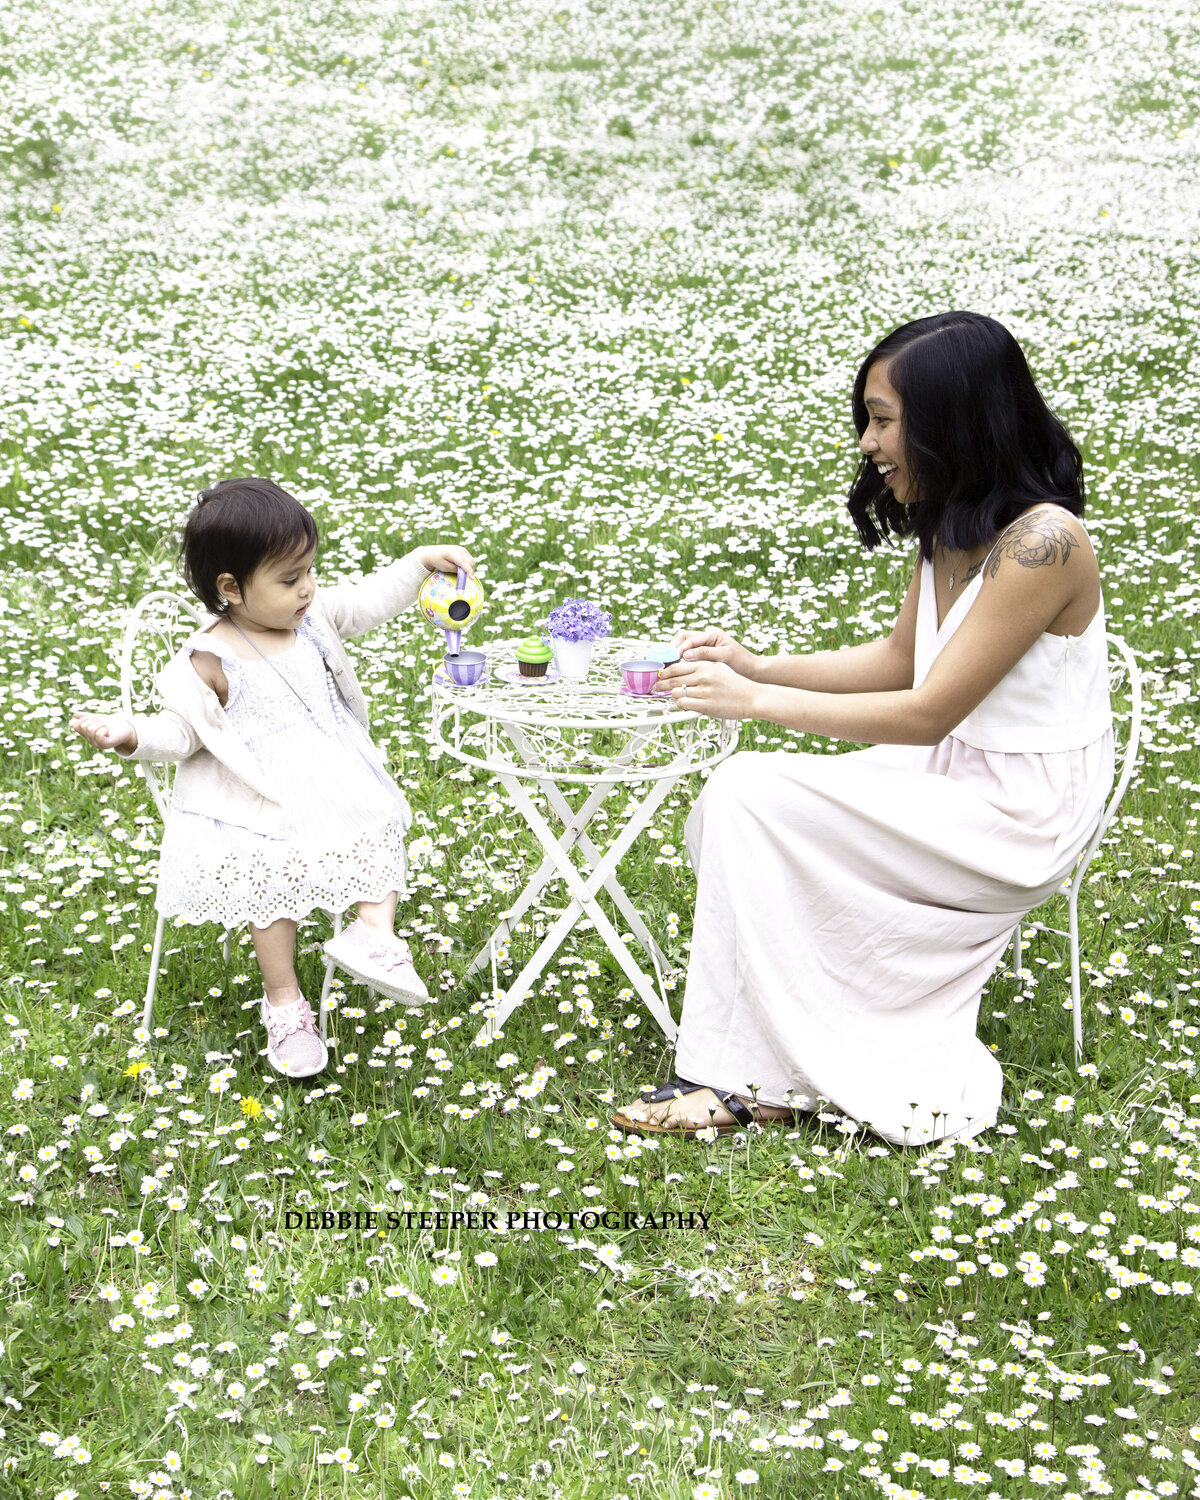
[
  {"left": 261, "top": 995, "right": 328, "bottom": 1079},
  {"left": 324, "top": 920, "right": 431, "bottom": 1006}
]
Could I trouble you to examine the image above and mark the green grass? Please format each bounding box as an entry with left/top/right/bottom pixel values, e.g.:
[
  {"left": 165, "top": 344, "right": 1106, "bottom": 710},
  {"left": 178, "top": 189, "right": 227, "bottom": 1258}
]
[{"left": 1, "top": 0, "right": 1199, "bottom": 1496}]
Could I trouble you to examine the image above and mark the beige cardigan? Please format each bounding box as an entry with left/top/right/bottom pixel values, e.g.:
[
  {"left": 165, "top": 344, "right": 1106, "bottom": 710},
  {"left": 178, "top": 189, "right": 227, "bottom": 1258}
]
[{"left": 121, "top": 550, "right": 432, "bottom": 836}]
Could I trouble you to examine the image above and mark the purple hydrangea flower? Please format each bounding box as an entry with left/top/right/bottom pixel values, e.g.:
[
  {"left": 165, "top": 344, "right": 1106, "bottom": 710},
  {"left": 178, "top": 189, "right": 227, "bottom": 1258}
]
[{"left": 544, "top": 598, "right": 612, "bottom": 643}]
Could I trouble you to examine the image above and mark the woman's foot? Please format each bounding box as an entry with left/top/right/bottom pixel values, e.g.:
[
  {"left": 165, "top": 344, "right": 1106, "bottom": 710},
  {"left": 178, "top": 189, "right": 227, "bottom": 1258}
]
[
  {"left": 261, "top": 994, "right": 328, "bottom": 1079},
  {"left": 611, "top": 1078, "right": 798, "bottom": 1137}
]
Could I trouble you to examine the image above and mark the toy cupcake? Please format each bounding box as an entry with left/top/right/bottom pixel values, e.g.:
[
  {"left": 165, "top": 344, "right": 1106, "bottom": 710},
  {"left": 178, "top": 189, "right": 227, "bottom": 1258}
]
[
  {"left": 644, "top": 645, "right": 681, "bottom": 667},
  {"left": 515, "top": 637, "right": 554, "bottom": 678},
  {"left": 644, "top": 645, "right": 680, "bottom": 693}
]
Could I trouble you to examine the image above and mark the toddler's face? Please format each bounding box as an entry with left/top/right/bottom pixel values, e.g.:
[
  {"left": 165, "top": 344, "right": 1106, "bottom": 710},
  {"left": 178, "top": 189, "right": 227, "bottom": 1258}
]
[{"left": 221, "top": 543, "right": 317, "bottom": 632}]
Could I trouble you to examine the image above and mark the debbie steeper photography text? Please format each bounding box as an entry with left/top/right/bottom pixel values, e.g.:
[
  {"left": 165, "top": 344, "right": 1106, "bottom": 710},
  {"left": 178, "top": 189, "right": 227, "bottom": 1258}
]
[{"left": 284, "top": 1206, "right": 714, "bottom": 1234}]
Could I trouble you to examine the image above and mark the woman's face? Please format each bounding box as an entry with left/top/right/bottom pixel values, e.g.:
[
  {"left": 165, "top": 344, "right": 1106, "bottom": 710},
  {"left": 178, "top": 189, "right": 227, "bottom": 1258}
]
[{"left": 860, "top": 360, "right": 908, "bottom": 504}]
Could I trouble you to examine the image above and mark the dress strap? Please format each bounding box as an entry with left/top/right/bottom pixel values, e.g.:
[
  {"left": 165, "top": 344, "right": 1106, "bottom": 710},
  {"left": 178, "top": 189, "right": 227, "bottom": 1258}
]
[
  {"left": 187, "top": 625, "right": 240, "bottom": 663},
  {"left": 297, "top": 610, "right": 333, "bottom": 657}
]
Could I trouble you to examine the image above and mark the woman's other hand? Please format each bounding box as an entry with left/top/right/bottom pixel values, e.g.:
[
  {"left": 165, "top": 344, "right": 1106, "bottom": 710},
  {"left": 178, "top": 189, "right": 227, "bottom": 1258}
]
[
  {"left": 70, "top": 711, "right": 137, "bottom": 753},
  {"left": 417, "top": 544, "right": 477, "bottom": 579},
  {"left": 672, "top": 626, "right": 761, "bottom": 680},
  {"left": 659, "top": 659, "right": 760, "bottom": 721}
]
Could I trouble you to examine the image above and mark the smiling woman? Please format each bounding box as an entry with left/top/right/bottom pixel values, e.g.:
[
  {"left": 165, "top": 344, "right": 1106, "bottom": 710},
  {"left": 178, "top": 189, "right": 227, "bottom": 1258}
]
[{"left": 613, "top": 312, "right": 1115, "bottom": 1146}]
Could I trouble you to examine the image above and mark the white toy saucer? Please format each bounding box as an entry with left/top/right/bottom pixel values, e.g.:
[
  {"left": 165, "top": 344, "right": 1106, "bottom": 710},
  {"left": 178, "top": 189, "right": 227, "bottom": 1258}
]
[{"left": 495, "top": 663, "right": 562, "bottom": 686}]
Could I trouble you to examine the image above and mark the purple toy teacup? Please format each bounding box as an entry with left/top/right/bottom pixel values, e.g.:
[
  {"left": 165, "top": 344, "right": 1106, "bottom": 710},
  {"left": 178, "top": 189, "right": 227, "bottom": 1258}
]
[
  {"left": 620, "top": 660, "right": 661, "bottom": 694},
  {"left": 444, "top": 650, "right": 487, "bottom": 686}
]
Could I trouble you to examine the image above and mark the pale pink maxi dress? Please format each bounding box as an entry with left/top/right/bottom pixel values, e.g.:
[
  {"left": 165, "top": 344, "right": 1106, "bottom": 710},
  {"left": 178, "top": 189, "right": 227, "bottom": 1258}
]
[{"left": 673, "top": 539, "right": 1114, "bottom": 1146}]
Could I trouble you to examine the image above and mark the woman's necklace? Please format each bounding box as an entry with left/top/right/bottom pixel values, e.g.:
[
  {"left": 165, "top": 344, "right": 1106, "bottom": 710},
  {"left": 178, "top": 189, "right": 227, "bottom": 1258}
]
[{"left": 947, "top": 548, "right": 985, "bottom": 592}]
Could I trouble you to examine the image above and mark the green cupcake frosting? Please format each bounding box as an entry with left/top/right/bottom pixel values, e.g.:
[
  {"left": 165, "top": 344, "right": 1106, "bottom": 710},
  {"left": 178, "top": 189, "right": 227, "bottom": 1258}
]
[{"left": 515, "top": 636, "right": 554, "bottom": 663}]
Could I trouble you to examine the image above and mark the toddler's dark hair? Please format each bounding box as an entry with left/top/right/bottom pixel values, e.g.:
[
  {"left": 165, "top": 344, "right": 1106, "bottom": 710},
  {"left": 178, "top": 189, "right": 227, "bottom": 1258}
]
[
  {"left": 846, "top": 311, "right": 1085, "bottom": 560},
  {"left": 181, "top": 477, "right": 319, "bottom": 614}
]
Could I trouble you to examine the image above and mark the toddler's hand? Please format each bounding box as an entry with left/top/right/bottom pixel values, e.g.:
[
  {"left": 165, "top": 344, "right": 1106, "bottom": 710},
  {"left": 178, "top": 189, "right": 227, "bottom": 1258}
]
[
  {"left": 71, "top": 711, "right": 137, "bottom": 753},
  {"left": 418, "top": 544, "right": 477, "bottom": 579}
]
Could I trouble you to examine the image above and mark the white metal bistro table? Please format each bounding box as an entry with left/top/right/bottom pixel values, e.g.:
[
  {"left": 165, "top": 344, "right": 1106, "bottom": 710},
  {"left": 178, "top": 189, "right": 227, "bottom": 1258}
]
[{"left": 429, "top": 636, "right": 739, "bottom": 1046}]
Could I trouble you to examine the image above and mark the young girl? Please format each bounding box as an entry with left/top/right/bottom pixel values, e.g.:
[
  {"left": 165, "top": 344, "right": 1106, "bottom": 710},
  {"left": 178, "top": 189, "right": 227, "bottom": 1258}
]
[
  {"left": 71, "top": 477, "right": 476, "bottom": 1080},
  {"left": 613, "top": 311, "right": 1115, "bottom": 1146}
]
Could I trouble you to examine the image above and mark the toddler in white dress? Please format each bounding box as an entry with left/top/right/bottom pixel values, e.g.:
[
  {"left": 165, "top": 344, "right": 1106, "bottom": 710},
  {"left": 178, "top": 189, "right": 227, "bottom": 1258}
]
[{"left": 72, "top": 476, "right": 476, "bottom": 1080}]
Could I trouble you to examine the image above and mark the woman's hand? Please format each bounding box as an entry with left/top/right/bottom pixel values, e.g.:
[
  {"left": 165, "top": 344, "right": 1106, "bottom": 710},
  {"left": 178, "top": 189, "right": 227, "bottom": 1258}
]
[
  {"left": 417, "top": 544, "right": 477, "bottom": 579},
  {"left": 673, "top": 626, "right": 761, "bottom": 681},
  {"left": 658, "top": 659, "right": 761, "bottom": 721},
  {"left": 71, "top": 711, "right": 137, "bottom": 753}
]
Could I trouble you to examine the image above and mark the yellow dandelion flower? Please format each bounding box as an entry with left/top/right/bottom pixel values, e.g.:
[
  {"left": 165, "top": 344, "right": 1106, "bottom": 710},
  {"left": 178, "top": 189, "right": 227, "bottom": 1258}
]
[
  {"left": 241, "top": 1097, "right": 264, "bottom": 1119},
  {"left": 124, "top": 1062, "right": 149, "bottom": 1078}
]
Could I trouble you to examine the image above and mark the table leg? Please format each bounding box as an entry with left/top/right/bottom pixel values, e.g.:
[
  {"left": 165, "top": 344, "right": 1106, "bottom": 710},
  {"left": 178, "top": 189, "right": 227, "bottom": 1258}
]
[
  {"left": 466, "top": 715, "right": 667, "bottom": 975},
  {"left": 536, "top": 779, "right": 673, "bottom": 975},
  {"left": 473, "top": 772, "right": 680, "bottom": 1046},
  {"left": 464, "top": 774, "right": 618, "bottom": 978}
]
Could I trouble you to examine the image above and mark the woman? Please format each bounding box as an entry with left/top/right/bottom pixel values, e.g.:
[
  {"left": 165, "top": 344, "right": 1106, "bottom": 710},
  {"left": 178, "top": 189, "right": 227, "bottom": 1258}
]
[{"left": 612, "top": 311, "right": 1114, "bottom": 1146}]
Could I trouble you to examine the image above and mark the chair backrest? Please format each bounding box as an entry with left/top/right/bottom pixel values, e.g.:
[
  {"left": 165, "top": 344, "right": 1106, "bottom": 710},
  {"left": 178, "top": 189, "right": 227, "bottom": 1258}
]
[
  {"left": 119, "top": 592, "right": 206, "bottom": 823},
  {"left": 1069, "top": 632, "right": 1143, "bottom": 895}
]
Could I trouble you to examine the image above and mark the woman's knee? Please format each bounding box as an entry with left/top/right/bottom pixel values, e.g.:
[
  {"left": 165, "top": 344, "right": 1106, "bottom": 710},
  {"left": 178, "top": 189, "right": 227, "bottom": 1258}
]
[{"left": 703, "top": 751, "right": 774, "bottom": 812}]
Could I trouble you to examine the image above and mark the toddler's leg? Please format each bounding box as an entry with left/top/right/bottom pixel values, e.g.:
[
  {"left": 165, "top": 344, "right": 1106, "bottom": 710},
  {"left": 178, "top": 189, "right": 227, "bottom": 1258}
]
[
  {"left": 253, "top": 917, "right": 327, "bottom": 1078},
  {"left": 356, "top": 892, "right": 398, "bottom": 934},
  {"left": 250, "top": 918, "right": 302, "bottom": 1007},
  {"left": 324, "top": 893, "right": 429, "bottom": 1005}
]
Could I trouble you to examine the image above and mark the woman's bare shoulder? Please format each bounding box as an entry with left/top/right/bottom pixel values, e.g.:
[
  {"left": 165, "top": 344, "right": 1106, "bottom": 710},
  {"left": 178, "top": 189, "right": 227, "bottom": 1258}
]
[
  {"left": 985, "top": 505, "right": 1095, "bottom": 581},
  {"left": 980, "top": 505, "right": 1099, "bottom": 636}
]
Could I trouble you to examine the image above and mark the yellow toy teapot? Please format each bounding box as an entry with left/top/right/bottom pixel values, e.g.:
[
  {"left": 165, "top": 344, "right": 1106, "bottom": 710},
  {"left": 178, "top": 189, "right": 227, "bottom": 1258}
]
[{"left": 417, "top": 567, "right": 486, "bottom": 654}]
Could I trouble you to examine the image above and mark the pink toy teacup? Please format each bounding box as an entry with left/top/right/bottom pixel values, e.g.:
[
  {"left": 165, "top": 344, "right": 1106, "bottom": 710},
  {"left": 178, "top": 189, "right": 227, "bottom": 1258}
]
[
  {"left": 620, "top": 660, "right": 661, "bottom": 694},
  {"left": 443, "top": 650, "right": 487, "bottom": 686}
]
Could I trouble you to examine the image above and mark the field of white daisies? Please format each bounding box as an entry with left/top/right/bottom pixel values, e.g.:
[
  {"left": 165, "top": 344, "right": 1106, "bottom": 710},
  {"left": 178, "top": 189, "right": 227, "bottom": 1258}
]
[{"left": 2, "top": 0, "right": 1199, "bottom": 1495}]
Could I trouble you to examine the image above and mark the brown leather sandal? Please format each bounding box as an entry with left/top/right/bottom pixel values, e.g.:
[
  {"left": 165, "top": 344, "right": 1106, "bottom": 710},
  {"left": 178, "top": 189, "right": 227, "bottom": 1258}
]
[{"left": 610, "top": 1076, "right": 797, "bottom": 1137}]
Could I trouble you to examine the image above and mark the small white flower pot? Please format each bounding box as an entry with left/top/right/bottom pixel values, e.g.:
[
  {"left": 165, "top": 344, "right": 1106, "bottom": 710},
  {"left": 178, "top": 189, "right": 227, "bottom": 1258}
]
[{"left": 551, "top": 637, "right": 596, "bottom": 679}]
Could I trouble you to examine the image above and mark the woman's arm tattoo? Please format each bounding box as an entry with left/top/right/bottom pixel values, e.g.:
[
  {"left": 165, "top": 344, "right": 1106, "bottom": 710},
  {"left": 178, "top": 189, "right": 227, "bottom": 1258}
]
[{"left": 987, "top": 513, "right": 1079, "bottom": 577}]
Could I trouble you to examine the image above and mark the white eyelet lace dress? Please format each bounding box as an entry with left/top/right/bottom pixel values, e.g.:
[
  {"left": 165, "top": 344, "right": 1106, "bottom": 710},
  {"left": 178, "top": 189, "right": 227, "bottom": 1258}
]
[{"left": 156, "top": 615, "right": 411, "bottom": 929}]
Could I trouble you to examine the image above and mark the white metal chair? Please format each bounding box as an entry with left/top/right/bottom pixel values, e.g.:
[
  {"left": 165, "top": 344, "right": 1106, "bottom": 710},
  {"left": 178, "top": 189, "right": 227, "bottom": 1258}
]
[
  {"left": 120, "top": 591, "right": 345, "bottom": 1040},
  {"left": 1010, "top": 632, "right": 1144, "bottom": 1066}
]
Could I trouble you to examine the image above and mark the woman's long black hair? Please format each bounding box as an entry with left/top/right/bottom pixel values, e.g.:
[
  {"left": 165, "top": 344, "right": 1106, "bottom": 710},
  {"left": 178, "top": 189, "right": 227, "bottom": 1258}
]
[{"left": 846, "top": 311, "right": 1085, "bottom": 560}]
